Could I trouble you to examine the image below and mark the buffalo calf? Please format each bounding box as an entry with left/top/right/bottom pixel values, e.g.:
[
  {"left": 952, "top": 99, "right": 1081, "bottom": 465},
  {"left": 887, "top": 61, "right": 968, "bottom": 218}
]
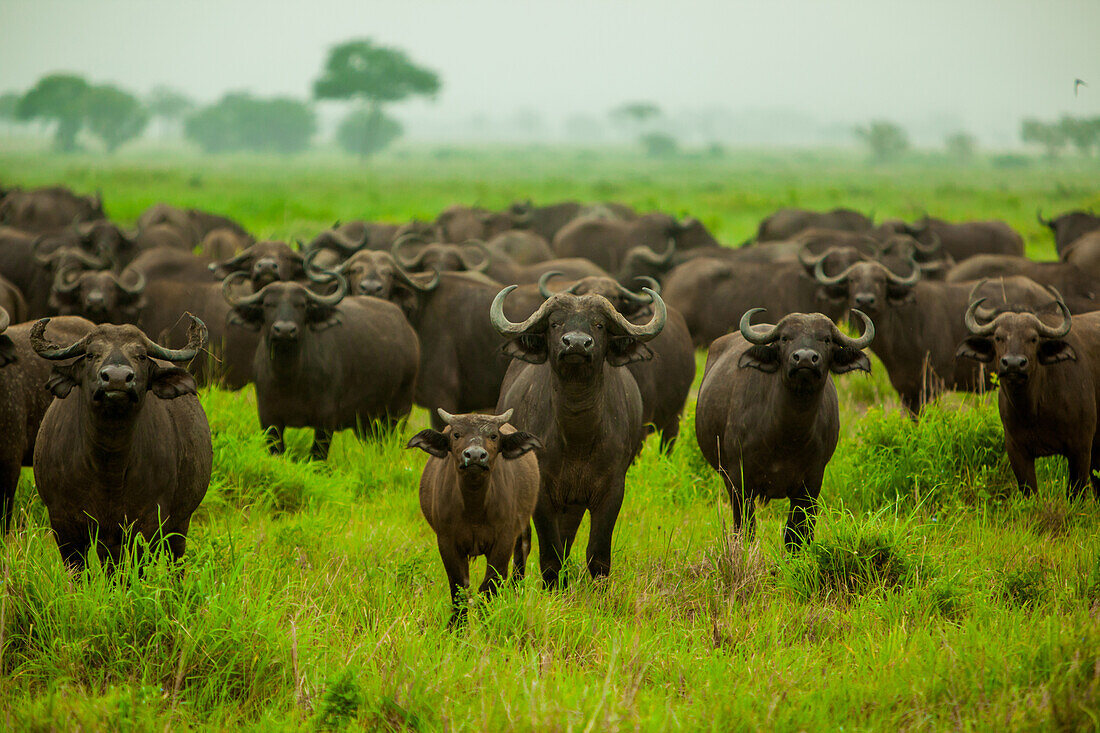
[{"left": 408, "top": 409, "right": 541, "bottom": 626}]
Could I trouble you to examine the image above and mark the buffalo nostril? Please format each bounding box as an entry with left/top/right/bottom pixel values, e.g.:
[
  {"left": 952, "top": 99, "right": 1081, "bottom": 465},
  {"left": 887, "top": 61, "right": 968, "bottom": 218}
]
[
  {"left": 811, "top": 354, "right": 819, "bottom": 363},
  {"left": 99, "top": 370, "right": 110, "bottom": 382},
  {"left": 125, "top": 372, "right": 134, "bottom": 383}
]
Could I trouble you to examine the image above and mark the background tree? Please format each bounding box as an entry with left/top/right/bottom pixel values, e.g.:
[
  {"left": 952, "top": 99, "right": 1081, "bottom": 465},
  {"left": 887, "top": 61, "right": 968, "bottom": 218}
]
[
  {"left": 1058, "top": 116, "right": 1097, "bottom": 157},
  {"left": 84, "top": 84, "right": 148, "bottom": 153},
  {"left": 640, "top": 131, "right": 679, "bottom": 158},
  {"left": 945, "top": 131, "right": 976, "bottom": 162},
  {"left": 610, "top": 102, "right": 661, "bottom": 127},
  {"left": 146, "top": 85, "right": 194, "bottom": 138},
  {"left": 0, "top": 92, "right": 20, "bottom": 121},
  {"left": 15, "top": 73, "right": 90, "bottom": 151},
  {"left": 1020, "top": 118, "right": 1067, "bottom": 159},
  {"left": 854, "top": 120, "right": 909, "bottom": 163},
  {"left": 185, "top": 93, "right": 315, "bottom": 155},
  {"left": 336, "top": 108, "right": 402, "bottom": 159},
  {"left": 313, "top": 38, "right": 439, "bottom": 159}
]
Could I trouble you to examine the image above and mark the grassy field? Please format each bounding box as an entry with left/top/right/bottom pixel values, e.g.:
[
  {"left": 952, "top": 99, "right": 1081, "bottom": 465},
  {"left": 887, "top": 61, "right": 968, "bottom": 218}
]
[{"left": 2, "top": 147, "right": 1100, "bottom": 730}]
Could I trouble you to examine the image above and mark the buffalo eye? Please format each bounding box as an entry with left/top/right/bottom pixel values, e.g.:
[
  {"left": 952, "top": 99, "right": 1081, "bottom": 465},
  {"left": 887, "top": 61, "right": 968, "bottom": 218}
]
[
  {"left": 490, "top": 433, "right": 499, "bottom": 441},
  {"left": 452, "top": 432, "right": 462, "bottom": 440},
  {"left": 594, "top": 323, "right": 603, "bottom": 330}
]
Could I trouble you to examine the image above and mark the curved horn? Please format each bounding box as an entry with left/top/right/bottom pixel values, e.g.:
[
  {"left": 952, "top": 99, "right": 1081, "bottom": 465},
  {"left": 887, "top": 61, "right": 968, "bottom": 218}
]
[
  {"left": 29, "top": 318, "right": 91, "bottom": 360},
  {"left": 115, "top": 268, "right": 145, "bottom": 296},
  {"left": 489, "top": 408, "right": 514, "bottom": 426},
  {"left": 813, "top": 258, "right": 860, "bottom": 286},
  {"left": 798, "top": 245, "right": 831, "bottom": 271},
  {"left": 391, "top": 233, "right": 429, "bottom": 269},
  {"left": 633, "top": 275, "right": 661, "bottom": 294},
  {"left": 394, "top": 265, "right": 441, "bottom": 292},
  {"left": 537, "top": 270, "right": 566, "bottom": 298},
  {"left": 143, "top": 313, "right": 208, "bottom": 362},
  {"left": 884, "top": 256, "right": 921, "bottom": 286},
  {"left": 615, "top": 280, "right": 655, "bottom": 305},
  {"left": 222, "top": 271, "right": 266, "bottom": 308},
  {"left": 211, "top": 249, "right": 252, "bottom": 275},
  {"left": 436, "top": 408, "right": 458, "bottom": 426},
  {"left": 0, "top": 307, "right": 8, "bottom": 333},
  {"left": 302, "top": 247, "right": 339, "bottom": 284},
  {"left": 304, "top": 272, "right": 347, "bottom": 308},
  {"left": 52, "top": 264, "right": 84, "bottom": 295},
  {"left": 490, "top": 285, "right": 556, "bottom": 336},
  {"left": 837, "top": 309, "right": 875, "bottom": 350},
  {"left": 314, "top": 227, "right": 368, "bottom": 257},
  {"left": 626, "top": 239, "right": 676, "bottom": 267},
  {"left": 601, "top": 289, "right": 666, "bottom": 341},
  {"left": 963, "top": 298, "right": 996, "bottom": 336},
  {"left": 458, "top": 240, "right": 491, "bottom": 273},
  {"left": 909, "top": 229, "right": 941, "bottom": 255},
  {"left": 739, "top": 308, "right": 781, "bottom": 345},
  {"left": 1035, "top": 287, "right": 1072, "bottom": 339},
  {"left": 1036, "top": 208, "right": 1053, "bottom": 227}
]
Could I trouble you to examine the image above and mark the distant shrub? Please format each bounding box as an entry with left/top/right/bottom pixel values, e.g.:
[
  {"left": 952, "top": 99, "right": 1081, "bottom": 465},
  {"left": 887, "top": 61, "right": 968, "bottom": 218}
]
[
  {"left": 991, "top": 154, "right": 1030, "bottom": 169},
  {"left": 336, "top": 107, "right": 402, "bottom": 159},
  {"left": 185, "top": 93, "right": 315, "bottom": 154},
  {"left": 640, "top": 132, "right": 678, "bottom": 158}
]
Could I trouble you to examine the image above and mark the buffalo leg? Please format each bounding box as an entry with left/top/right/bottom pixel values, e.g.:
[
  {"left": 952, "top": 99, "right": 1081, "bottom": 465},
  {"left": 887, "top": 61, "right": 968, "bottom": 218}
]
[
  {"left": 900, "top": 392, "right": 922, "bottom": 419},
  {"left": 309, "top": 429, "right": 333, "bottom": 461},
  {"left": 784, "top": 489, "right": 818, "bottom": 551},
  {"left": 437, "top": 539, "right": 470, "bottom": 628},
  {"left": 1066, "top": 449, "right": 1092, "bottom": 499},
  {"left": 264, "top": 425, "right": 285, "bottom": 455},
  {"left": 1006, "top": 441, "right": 1038, "bottom": 497},
  {"left": 56, "top": 533, "right": 90, "bottom": 572},
  {"left": 724, "top": 477, "right": 756, "bottom": 542},
  {"left": 1091, "top": 444, "right": 1100, "bottom": 499},
  {"left": 559, "top": 506, "right": 586, "bottom": 560},
  {"left": 532, "top": 499, "right": 565, "bottom": 589},
  {"left": 479, "top": 542, "right": 514, "bottom": 599},
  {"left": 0, "top": 463, "right": 19, "bottom": 533},
  {"left": 658, "top": 418, "right": 681, "bottom": 454},
  {"left": 512, "top": 524, "right": 532, "bottom": 583},
  {"left": 586, "top": 487, "right": 625, "bottom": 579}
]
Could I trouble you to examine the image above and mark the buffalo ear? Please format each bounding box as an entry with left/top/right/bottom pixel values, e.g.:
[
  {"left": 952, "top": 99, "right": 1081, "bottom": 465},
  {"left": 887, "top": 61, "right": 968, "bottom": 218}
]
[
  {"left": 503, "top": 334, "right": 548, "bottom": 365},
  {"left": 830, "top": 347, "right": 872, "bottom": 374},
  {"left": 406, "top": 429, "right": 449, "bottom": 458},
  {"left": 390, "top": 284, "right": 419, "bottom": 320},
  {"left": 45, "top": 360, "right": 83, "bottom": 398},
  {"left": 1038, "top": 339, "right": 1077, "bottom": 365},
  {"left": 607, "top": 337, "right": 652, "bottom": 366},
  {"left": 0, "top": 335, "right": 16, "bottom": 367},
  {"left": 956, "top": 337, "right": 994, "bottom": 363},
  {"left": 500, "top": 431, "right": 542, "bottom": 459},
  {"left": 738, "top": 344, "right": 779, "bottom": 373},
  {"left": 227, "top": 306, "right": 263, "bottom": 331},
  {"left": 150, "top": 364, "right": 197, "bottom": 399},
  {"left": 307, "top": 306, "right": 342, "bottom": 332}
]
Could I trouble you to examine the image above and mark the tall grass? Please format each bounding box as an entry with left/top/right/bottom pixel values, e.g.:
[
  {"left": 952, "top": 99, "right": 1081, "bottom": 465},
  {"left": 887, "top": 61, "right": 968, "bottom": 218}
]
[{"left": 2, "top": 149, "right": 1100, "bottom": 729}]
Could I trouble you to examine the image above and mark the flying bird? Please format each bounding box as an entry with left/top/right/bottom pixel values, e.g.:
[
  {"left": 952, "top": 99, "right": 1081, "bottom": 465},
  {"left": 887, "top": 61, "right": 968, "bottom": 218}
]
[{"left": 1075, "top": 78, "right": 1087, "bottom": 96}]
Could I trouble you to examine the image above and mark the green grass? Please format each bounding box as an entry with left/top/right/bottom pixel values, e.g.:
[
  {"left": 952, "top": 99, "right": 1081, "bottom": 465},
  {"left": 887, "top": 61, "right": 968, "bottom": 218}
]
[{"left": 2, "top": 147, "right": 1100, "bottom": 730}]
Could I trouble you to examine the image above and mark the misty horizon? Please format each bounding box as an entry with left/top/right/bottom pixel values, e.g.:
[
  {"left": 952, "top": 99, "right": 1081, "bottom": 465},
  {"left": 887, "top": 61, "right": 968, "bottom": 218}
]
[{"left": 1, "top": 0, "right": 1097, "bottom": 149}]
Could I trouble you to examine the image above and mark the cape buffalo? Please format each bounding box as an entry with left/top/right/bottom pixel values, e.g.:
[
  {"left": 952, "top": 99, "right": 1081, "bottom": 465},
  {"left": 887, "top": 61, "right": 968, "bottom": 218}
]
[
  {"left": 957, "top": 293, "right": 1100, "bottom": 498},
  {"left": 1060, "top": 231, "right": 1100, "bottom": 279},
  {"left": 210, "top": 240, "right": 306, "bottom": 288},
  {"left": 552, "top": 213, "right": 718, "bottom": 274},
  {"left": 662, "top": 257, "right": 849, "bottom": 347},
  {"left": 50, "top": 266, "right": 145, "bottom": 324},
  {"left": 0, "top": 226, "right": 112, "bottom": 318},
  {"left": 755, "top": 208, "right": 873, "bottom": 242},
  {"left": 31, "top": 316, "right": 211, "bottom": 569},
  {"left": 491, "top": 286, "right": 666, "bottom": 586},
  {"left": 407, "top": 408, "right": 542, "bottom": 626},
  {"left": 225, "top": 274, "right": 419, "bottom": 460},
  {"left": 902, "top": 217, "right": 1025, "bottom": 261},
  {"left": 0, "top": 311, "right": 95, "bottom": 531},
  {"left": 484, "top": 230, "right": 555, "bottom": 265},
  {"left": 506, "top": 200, "right": 638, "bottom": 243},
  {"left": 1037, "top": 209, "right": 1100, "bottom": 255},
  {"left": 538, "top": 273, "right": 695, "bottom": 451},
  {"left": 0, "top": 186, "right": 105, "bottom": 232},
  {"left": 946, "top": 255, "right": 1098, "bottom": 313},
  {"left": 696, "top": 309, "right": 874, "bottom": 548},
  {"left": 814, "top": 257, "right": 1071, "bottom": 414},
  {"left": 435, "top": 205, "right": 520, "bottom": 243},
  {"left": 137, "top": 203, "right": 249, "bottom": 248}
]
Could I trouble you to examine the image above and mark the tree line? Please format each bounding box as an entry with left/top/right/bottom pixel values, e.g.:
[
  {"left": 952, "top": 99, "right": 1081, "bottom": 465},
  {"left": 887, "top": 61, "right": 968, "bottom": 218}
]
[{"left": 0, "top": 39, "right": 439, "bottom": 158}]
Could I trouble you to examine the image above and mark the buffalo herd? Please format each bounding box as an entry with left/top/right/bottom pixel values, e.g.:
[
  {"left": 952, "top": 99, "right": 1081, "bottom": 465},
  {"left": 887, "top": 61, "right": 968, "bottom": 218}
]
[{"left": 2, "top": 183, "right": 1100, "bottom": 622}]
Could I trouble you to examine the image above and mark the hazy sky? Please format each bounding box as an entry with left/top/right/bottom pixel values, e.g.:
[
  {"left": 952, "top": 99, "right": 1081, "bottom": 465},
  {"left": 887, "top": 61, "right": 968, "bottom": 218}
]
[{"left": 1, "top": 0, "right": 1097, "bottom": 143}]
